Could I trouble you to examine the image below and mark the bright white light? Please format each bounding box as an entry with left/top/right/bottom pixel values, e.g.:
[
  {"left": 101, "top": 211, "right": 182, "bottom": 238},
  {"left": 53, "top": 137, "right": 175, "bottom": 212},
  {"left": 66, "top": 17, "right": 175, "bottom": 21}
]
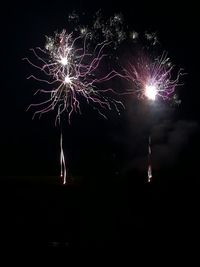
[
  {"left": 145, "top": 84, "right": 157, "bottom": 100},
  {"left": 64, "top": 76, "right": 72, "bottom": 84},
  {"left": 132, "top": 31, "right": 138, "bottom": 40},
  {"left": 60, "top": 57, "right": 68, "bottom": 66}
]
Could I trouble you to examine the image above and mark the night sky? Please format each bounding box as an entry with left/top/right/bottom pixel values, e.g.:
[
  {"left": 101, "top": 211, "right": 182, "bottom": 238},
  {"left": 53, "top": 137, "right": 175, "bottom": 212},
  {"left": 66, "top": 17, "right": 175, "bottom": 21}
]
[{"left": 1, "top": 0, "right": 200, "bottom": 254}]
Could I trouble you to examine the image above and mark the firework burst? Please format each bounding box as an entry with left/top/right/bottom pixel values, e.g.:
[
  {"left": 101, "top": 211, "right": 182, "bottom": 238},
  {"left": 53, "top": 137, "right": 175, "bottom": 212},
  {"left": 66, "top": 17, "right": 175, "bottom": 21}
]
[
  {"left": 122, "top": 52, "right": 183, "bottom": 102},
  {"left": 23, "top": 28, "right": 124, "bottom": 184},
  {"left": 23, "top": 30, "right": 123, "bottom": 125},
  {"left": 122, "top": 50, "right": 184, "bottom": 183}
]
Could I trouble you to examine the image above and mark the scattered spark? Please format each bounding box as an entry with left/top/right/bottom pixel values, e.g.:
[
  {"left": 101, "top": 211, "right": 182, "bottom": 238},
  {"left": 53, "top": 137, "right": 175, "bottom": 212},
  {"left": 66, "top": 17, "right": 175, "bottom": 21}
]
[
  {"left": 145, "top": 32, "right": 158, "bottom": 45},
  {"left": 80, "top": 27, "right": 87, "bottom": 35},
  {"left": 131, "top": 31, "right": 139, "bottom": 40}
]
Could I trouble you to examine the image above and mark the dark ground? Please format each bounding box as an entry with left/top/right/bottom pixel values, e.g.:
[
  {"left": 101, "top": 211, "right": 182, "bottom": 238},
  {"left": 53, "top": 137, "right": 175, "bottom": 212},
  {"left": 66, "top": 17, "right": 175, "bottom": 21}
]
[
  {"left": 0, "top": 0, "right": 199, "bottom": 258},
  {"left": 1, "top": 171, "right": 199, "bottom": 253}
]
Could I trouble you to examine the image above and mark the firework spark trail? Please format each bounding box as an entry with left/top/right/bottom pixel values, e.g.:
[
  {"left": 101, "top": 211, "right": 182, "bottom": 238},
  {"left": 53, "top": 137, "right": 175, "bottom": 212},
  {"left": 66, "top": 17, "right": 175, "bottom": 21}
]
[
  {"left": 23, "top": 30, "right": 123, "bottom": 125},
  {"left": 60, "top": 131, "right": 67, "bottom": 184},
  {"left": 122, "top": 52, "right": 183, "bottom": 101},
  {"left": 148, "top": 135, "right": 152, "bottom": 183}
]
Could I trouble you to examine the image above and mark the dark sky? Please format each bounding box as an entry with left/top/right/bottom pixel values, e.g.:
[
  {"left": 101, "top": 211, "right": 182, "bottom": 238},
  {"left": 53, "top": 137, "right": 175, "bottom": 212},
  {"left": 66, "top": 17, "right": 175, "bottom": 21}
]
[
  {"left": 0, "top": 0, "right": 200, "bottom": 252},
  {"left": 1, "top": 0, "right": 198, "bottom": 180},
  {"left": 1, "top": 1, "right": 199, "bottom": 180}
]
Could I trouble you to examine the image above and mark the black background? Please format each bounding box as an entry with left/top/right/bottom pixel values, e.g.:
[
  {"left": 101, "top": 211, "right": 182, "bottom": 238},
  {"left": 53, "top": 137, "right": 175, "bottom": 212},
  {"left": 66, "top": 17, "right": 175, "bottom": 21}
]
[{"left": 0, "top": 0, "right": 199, "bottom": 255}]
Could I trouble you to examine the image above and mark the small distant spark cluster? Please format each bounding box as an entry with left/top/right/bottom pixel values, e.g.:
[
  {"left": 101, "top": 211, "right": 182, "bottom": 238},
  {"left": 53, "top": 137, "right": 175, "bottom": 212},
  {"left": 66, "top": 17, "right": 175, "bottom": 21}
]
[
  {"left": 92, "top": 12, "right": 127, "bottom": 49},
  {"left": 24, "top": 30, "right": 122, "bottom": 124},
  {"left": 123, "top": 52, "right": 183, "bottom": 102}
]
